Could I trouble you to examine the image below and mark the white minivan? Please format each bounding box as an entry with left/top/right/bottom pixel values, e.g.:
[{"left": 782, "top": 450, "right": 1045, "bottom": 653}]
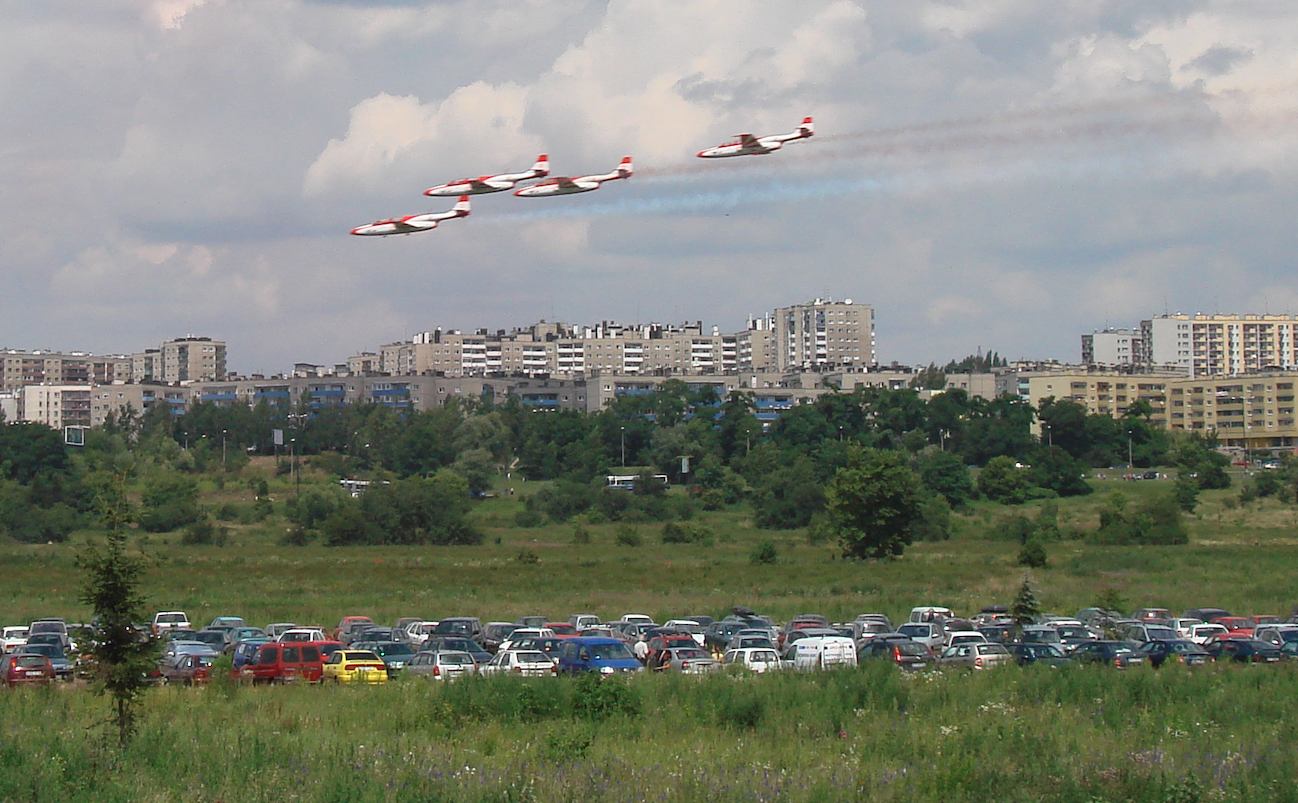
[
  {"left": 151, "top": 611, "right": 190, "bottom": 636},
  {"left": 792, "top": 636, "right": 858, "bottom": 671}
]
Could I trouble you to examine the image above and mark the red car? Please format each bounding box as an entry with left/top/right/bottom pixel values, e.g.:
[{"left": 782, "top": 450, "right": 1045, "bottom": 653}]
[
  {"left": 160, "top": 653, "right": 214, "bottom": 684},
  {"left": 240, "top": 641, "right": 340, "bottom": 684},
  {"left": 4, "top": 653, "right": 54, "bottom": 686},
  {"left": 544, "top": 623, "right": 580, "bottom": 638},
  {"left": 1211, "top": 617, "right": 1256, "bottom": 638}
]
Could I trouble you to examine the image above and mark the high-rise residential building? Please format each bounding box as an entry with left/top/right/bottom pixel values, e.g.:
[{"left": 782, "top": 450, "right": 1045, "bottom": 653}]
[
  {"left": 21, "top": 384, "right": 93, "bottom": 430},
  {"left": 1081, "top": 328, "right": 1143, "bottom": 366},
  {"left": 161, "top": 336, "right": 226, "bottom": 383},
  {"left": 1, "top": 350, "right": 130, "bottom": 392},
  {"left": 772, "top": 299, "right": 874, "bottom": 371},
  {"left": 1141, "top": 314, "right": 1298, "bottom": 378}
]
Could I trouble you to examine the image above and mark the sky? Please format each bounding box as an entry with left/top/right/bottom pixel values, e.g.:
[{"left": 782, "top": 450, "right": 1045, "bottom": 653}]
[{"left": 4, "top": 1, "right": 1298, "bottom": 375}]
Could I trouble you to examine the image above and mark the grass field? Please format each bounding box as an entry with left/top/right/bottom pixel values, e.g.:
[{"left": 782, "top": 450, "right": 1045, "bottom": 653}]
[{"left": 3, "top": 468, "right": 1298, "bottom": 801}]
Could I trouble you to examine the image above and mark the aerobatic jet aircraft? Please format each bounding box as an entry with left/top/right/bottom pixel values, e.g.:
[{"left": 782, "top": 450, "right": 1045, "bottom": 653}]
[
  {"left": 423, "top": 155, "right": 550, "bottom": 196},
  {"left": 349, "top": 196, "right": 470, "bottom": 236},
  {"left": 696, "top": 117, "right": 814, "bottom": 158},
  {"left": 513, "top": 157, "right": 633, "bottom": 197}
]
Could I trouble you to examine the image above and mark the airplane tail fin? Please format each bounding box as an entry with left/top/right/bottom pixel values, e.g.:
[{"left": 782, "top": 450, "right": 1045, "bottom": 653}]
[
  {"left": 799, "top": 116, "right": 814, "bottom": 137},
  {"left": 532, "top": 154, "right": 550, "bottom": 177},
  {"left": 454, "top": 195, "right": 471, "bottom": 216},
  {"left": 616, "top": 156, "right": 633, "bottom": 178}
]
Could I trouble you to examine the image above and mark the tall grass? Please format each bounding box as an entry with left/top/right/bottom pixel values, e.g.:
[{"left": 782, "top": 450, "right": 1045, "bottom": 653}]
[{"left": 2, "top": 665, "right": 1297, "bottom": 802}]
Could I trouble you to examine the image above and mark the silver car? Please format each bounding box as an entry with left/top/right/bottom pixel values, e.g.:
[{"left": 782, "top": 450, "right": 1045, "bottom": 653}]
[
  {"left": 405, "top": 650, "right": 477, "bottom": 681},
  {"left": 655, "top": 647, "right": 720, "bottom": 674},
  {"left": 481, "top": 650, "right": 556, "bottom": 678},
  {"left": 937, "top": 642, "right": 1012, "bottom": 669}
]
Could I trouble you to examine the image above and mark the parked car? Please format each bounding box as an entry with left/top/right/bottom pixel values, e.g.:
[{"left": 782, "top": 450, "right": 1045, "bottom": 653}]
[
  {"left": 278, "top": 628, "right": 330, "bottom": 643},
  {"left": 4, "top": 653, "right": 54, "bottom": 686},
  {"left": 18, "top": 644, "right": 73, "bottom": 680},
  {"left": 1136, "top": 640, "right": 1211, "bottom": 668},
  {"left": 909, "top": 607, "right": 955, "bottom": 624},
  {"left": 1131, "top": 608, "right": 1173, "bottom": 625},
  {"left": 1120, "top": 623, "right": 1180, "bottom": 644},
  {"left": 653, "top": 647, "right": 720, "bottom": 674},
  {"left": 481, "top": 650, "right": 557, "bottom": 677},
  {"left": 1054, "top": 625, "right": 1098, "bottom": 651},
  {"left": 499, "top": 628, "right": 556, "bottom": 652},
  {"left": 896, "top": 622, "right": 944, "bottom": 650},
  {"left": 405, "top": 650, "right": 478, "bottom": 681},
  {"left": 722, "top": 647, "right": 784, "bottom": 673},
  {"left": 241, "top": 641, "right": 334, "bottom": 684},
  {"left": 568, "top": 614, "right": 601, "bottom": 631},
  {"left": 1, "top": 626, "right": 30, "bottom": 654},
  {"left": 1070, "top": 640, "right": 1146, "bottom": 668},
  {"left": 160, "top": 640, "right": 221, "bottom": 665},
  {"left": 350, "top": 641, "right": 416, "bottom": 676},
  {"left": 937, "top": 642, "right": 1012, "bottom": 669},
  {"left": 151, "top": 611, "right": 190, "bottom": 636},
  {"left": 432, "top": 617, "right": 483, "bottom": 641},
  {"left": 321, "top": 650, "right": 388, "bottom": 684},
  {"left": 159, "top": 653, "right": 215, "bottom": 684},
  {"left": 1009, "top": 643, "right": 1075, "bottom": 667},
  {"left": 703, "top": 621, "right": 747, "bottom": 654},
  {"left": 480, "top": 622, "right": 520, "bottom": 654},
  {"left": 790, "top": 635, "right": 858, "bottom": 670},
  {"left": 263, "top": 623, "right": 298, "bottom": 640},
  {"left": 226, "top": 627, "right": 268, "bottom": 651},
  {"left": 1253, "top": 624, "right": 1298, "bottom": 649},
  {"left": 231, "top": 639, "right": 270, "bottom": 670},
  {"left": 1210, "top": 617, "right": 1257, "bottom": 638},
  {"left": 422, "top": 637, "right": 493, "bottom": 666},
  {"left": 1172, "top": 618, "right": 1204, "bottom": 638},
  {"left": 976, "top": 625, "right": 1016, "bottom": 645},
  {"left": 333, "top": 616, "right": 375, "bottom": 644},
  {"left": 1187, "top": 624, "right": 1229, "bottom": 645},
  {"left": 207, "top": 616, "right": 246, "bottom": 630},
  {"left": 1203, "top": 638, "right": 1283, "bottom": 664},
  {"left": 555, "top": 637, "right": 642, "bottom": 675},
  {"left": 859, "top": 639, "right": 935, "bottom": 671},
  {"left": 1183, "top": 607, "right": 1232, "bottom": 623}
]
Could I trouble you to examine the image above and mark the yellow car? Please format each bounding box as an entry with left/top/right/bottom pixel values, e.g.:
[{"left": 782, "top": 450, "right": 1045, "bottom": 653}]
[{"left": 321, "top": 650, "right": 388, "bottom": 685}]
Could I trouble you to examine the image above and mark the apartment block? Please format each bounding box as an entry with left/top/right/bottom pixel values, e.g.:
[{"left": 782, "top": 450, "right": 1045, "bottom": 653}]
[
  {"left": 1081, "top": 328, "right": 1142, "bottom": 366},
  {"left": 21, "top": 384, "right": 94, "bottom": 430},
  {"left": 773, "top": 299, "right": 874, "bottom": 371},
  {"left": 1159, "top": 374, "right": 1298, "bottom": 449},
  {"left": 1, "top": 350, "right": 131, "bottom": 392},
  {"left": 1018, "top": 369, "right": 1183, "bottom": 435},
  {"left": 160, "top": 336, "right": 226, "bottom": 383}
]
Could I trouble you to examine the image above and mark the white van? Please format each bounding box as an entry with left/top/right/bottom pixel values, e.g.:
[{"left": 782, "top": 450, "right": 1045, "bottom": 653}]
[
  {"left": 909, "top": 607, "right": 954, "bottom": 624},
  {"left": 792, "top": 636, "right": 858, "bottom": 671}
]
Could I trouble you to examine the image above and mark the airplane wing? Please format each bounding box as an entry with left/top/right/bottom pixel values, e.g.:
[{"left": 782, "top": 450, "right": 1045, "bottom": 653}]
[
  {"left": 467, "top": 178, "right": 495, "bottom": 190},
  {"left": 737, "top": 133, "right": 760, "bottom": 148},
  {"left": 555, "top": 177, "right": 581, "bottom": 189}
]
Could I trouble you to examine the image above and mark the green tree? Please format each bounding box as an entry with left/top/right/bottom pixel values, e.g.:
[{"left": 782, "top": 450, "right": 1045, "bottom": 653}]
[
  {"left": 914, "top": 448, "right": 974, "bottom": 507},
  {"left": 1030, "top": 446, "right": 1093, "bottom": 497},
  {"left": 826, "top": 448, "right": 925, "bottom": 559},
  {"left": 1010, "top": 575, "right": 1041, "bottom": 624},
  {"left": 977, "top": 456, "right": 1030, "bottom": 504},
  {"left": 1173, "top": 475, "right": 1200, "bottom": 513},
  {"left": 77, "top": 473, "right": 159, "bottom": 746},
  {"left": 911, "top": 494, "right": 953, "bottom": 542},
  {"left": 1017, "top": 539, "right": 1048, "bottom": 568}
]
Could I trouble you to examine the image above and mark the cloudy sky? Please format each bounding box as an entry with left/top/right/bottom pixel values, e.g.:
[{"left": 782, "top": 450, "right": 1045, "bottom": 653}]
[{"left": 5, "top": 1, "right": 1298, "bottom": 374}]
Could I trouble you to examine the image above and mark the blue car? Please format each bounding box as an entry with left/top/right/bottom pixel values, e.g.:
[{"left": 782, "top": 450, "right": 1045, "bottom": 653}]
[
  {"left": 231, "top": 639, "right": 270, "bottom": 670},
  {"left": 556, "top": 637, "right": 642, "bottom": 675}
]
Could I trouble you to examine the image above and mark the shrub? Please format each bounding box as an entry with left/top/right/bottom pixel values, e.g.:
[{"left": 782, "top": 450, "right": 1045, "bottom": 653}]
[
  {"left": 750, "top": 540, "right": 778, "bottom": 565},
  {"left": 1094, "top": 492, "right": 1188, "bottom": 545},
  {"left": 571, "top": 672, "right": 640, "bottom": 721},
  {"left": 661, "top": 521, "right": 714, "bottom": 545},
  {"left": 514, "top": 509, "right": 543, "bottom": 528},
  {"left": 978, "top": 456, "right": 1030, "bottom": 504},
  {"left": 572, "top": 522, "right": 591, "bottom": 545},
  {"left": 614, "top": 525, "right": 641, "bottom": 547},
  {"left": 910, "top": 494, "right": 953, "bottom": 542},
  {"left": 515, "top": 548, "right": 540, "bottom": 565},
  {"left": 280, "top": 526, "right": 313, "bottom": 547},
  {"left": 1017, "top": 539, "right": 1048, "bottom": 568},
  {"left": 541, "top": 724, "right": 593, "bottom": 762}
]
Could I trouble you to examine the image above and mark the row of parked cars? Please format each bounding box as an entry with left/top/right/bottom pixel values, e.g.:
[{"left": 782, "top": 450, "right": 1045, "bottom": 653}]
[{"left": 6, "top": 603, "right": 1296, "bottom": 688}]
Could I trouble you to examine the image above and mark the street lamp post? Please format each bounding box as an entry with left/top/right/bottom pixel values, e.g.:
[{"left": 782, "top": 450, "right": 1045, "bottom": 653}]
[
  {"left": 620, "top": 426, "right": 626, "bottom": 468},
  {"left": 222, "top": 429, "right": 228, "bottom": 466}
]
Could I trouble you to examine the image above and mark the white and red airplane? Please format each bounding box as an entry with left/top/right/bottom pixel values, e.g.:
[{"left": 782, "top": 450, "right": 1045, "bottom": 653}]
[
  {"left": 423, "top": 155, "right": 549, "bottom": 197},
  {"left": 696, "top": 117, "right": 814, "bottom": 158},
  {"left": 513, "top": 157, "right": 633, "bottom": 197},
  {"left": 349, "top": 196, "right": 470, "bottom": 236}
]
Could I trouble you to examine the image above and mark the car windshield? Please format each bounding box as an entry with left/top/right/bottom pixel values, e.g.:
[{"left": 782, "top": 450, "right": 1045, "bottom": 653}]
[
  {"left": 674, "top": 649, "right": 708, "bottom": 659},
  {"left": 374, "top": 643, "right": 414, "bottom": 658},
  {"left": 435, "top": 621, "right": 473, "bottom": 635},
  {"left": 1056, "top": 627, "right": 1089, "bottom": 639},
  {"left": 30, "top": 622, "right": 65, "bottom": 634},
  {"left": 24, "top": 645, "right": 61, "bottom": 658},
  {"left": 1170, "top": 642, "right": 1205, "bottom": 654},
  {"left": 156, "top": 614, "right": 186, "bottom": 624},
  {"left": 192, "top": 632, "right": 225, "bottom": 646},
  {"left": 15, "top": 656, "right": 46, "bottom": 668},
  {"left": 898, "top": 624, "right": 930, "bottom": 636},
  {"left": 439, "top": 653, "right": 473, "bottom": 665},
  {"left": 977, "top": 644, "right": 1009, "bottom": 655},
  {"left": 895, "top": 643, "right": 928, "bottom": 656},
  {"left": 588, "top": 643, "right": 634, "bottom": 660},
  {"left": 750, "top": 650, "right": 779, "bottom": 662},
  {"left": 515, "top": 652, "right": 549, "bottom": 663}
]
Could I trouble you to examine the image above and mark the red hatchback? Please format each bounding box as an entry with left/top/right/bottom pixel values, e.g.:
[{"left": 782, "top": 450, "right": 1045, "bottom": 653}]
[{"left": 4, "top": 654, "right": 54, "bottom": 686}]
